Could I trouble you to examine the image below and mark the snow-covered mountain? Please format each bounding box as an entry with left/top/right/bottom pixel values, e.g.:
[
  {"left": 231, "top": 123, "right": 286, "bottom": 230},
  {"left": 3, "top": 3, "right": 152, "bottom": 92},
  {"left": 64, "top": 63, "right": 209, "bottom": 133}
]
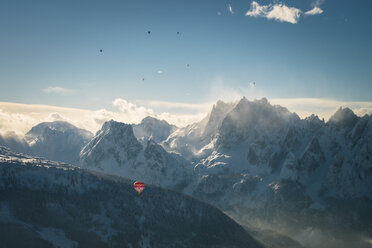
[
  {"left": 0, "top": 146, "right": 263, "bottom": 248},
  {"left": 80, "top": 120, "right": 194, "bottom": 192},
  {"left": 133, "top": 116, "right": 176, "bottom": 143},
  {"left": 162, "top": 100, "right": 236, "bottom": 161},
  {"left": 176, "top": 98, "right": 372, "bottom": 247},
  {"left": 24, "top": 121, "right": 93, "bottom": 164},
  {"left": 0, "top": 121, "right": 93, "bottom": 164},
  {"left": 1, "top": 97, "right": 371, "bottom": 247}
]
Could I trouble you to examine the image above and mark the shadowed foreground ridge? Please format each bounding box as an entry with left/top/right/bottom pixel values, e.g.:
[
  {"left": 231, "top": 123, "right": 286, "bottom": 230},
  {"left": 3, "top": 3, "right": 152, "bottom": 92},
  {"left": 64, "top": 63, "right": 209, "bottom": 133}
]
[{"left": 0, "top": 146, "right": 263, "bottom": 248}]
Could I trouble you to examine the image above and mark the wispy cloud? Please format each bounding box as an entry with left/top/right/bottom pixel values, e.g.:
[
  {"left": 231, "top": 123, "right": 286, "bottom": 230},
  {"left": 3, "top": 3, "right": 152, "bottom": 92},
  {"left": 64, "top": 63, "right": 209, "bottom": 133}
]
[
  {"left": 304, "top": 6, "right": 323, "bottom": 16},
  {"left": 157, "top": 70, "right": 163, "bottom": 74},
  {"left": 246, "top": 1, "right": 301, "bottom": 24},
  {"left": 228, "top": 4, "right": 234, "bottom": 14},
  {"left": 146, "top": 100, "right": 212, "bottom": 112},
  {"left": 43, "top": 86, "right": 76, "bottom": 95}
]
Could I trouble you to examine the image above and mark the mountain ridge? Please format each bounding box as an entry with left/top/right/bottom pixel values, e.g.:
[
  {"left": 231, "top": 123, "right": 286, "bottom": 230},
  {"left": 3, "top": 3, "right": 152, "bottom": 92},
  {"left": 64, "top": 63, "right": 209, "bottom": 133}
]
[{"left": 0, "top": 146, "right": 263, "bottom": 248}]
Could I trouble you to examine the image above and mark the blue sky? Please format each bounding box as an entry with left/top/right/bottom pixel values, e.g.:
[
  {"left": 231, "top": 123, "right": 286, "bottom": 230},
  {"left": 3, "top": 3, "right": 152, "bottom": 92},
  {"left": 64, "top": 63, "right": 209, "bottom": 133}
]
[{"left": 0, "top": 0, "right": 372, "bottom": 132}]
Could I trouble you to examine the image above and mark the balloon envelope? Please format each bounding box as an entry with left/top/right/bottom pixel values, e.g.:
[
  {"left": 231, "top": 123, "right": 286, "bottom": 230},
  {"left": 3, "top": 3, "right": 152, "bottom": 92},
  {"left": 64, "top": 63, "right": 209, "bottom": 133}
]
[{"left": 133, "top": 181, "right": 145, "bottom": 195}]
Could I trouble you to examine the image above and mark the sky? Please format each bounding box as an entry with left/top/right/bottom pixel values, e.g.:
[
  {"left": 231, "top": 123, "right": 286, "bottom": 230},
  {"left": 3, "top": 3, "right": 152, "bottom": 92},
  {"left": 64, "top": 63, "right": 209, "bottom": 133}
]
[{"left": 0, "top": 0, "right": 372, "bottom": 134}]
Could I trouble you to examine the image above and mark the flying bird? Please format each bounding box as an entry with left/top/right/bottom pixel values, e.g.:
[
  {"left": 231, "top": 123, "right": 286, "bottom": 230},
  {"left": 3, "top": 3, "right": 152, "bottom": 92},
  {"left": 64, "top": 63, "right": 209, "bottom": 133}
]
[
  {"left": 99, "top": 49, "right": 103, "bottom": 53},
  {"left": 177, "top": 32, "right": 180, "bottom": 35},
  {"left": 147, "top": 31, "right": 151, "bottom": 34}
]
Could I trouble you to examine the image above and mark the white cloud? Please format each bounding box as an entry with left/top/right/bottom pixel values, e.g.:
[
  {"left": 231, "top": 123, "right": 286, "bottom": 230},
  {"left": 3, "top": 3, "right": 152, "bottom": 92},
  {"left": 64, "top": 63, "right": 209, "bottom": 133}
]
[
  {"left": 157, "top": 70, "right": 163, "bottom": 74},
  {"left": 217, "top": 11, "right": 222, "bottom": 16},
  {"left": 266, "top": 4, "right": 302, "bottom": 24},
  {"left": 112, "top": 98, "right": 155, "bottom": 124},
  {"left": 43, "top": 86, "right": 75, "bottom": 95},
  {"left": 246, "top": 1, "right": 270, "bottom": 17},
  {"left": 228, "top": 4, "right": 234, "bottom": 14},
  {"left": 304, "top": 6, "right": 323, "bottom": 15},
  {"left": 246, "top": 1, "right": 302, "bottom": 24}
]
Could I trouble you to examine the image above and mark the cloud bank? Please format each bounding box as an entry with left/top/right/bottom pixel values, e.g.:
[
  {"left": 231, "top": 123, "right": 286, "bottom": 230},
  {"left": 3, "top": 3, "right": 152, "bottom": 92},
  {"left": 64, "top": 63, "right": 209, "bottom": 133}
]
[
  {"left": 1, "top": 97, "right": 371, "bottom": 136},
  {"left": 0, "top": 99, "right": 209, "bottom": 136}
]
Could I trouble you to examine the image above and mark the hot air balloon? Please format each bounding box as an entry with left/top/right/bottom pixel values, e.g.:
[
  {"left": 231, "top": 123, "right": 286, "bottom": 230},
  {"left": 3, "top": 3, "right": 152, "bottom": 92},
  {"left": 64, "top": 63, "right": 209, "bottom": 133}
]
[{"left": 134, "top": 181, "right": 145, "bottom": 195}]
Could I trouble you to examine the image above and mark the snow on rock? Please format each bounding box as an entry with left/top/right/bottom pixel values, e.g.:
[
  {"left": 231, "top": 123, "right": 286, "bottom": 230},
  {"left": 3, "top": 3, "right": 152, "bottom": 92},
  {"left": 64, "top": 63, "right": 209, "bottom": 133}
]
[
  {"left": 80, "top": 120, "right": 194, "bottom": 192},
  {"left": 133, "top": 116, "right": 176, "bottom": 143},
  {"left": 23, "top": 121, "right": 93, "bottom": 164}
]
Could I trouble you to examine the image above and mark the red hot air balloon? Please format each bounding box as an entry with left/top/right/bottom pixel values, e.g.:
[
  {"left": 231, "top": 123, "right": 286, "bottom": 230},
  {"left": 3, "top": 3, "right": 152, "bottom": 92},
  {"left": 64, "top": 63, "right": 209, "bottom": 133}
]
[{"left": 134, "top": 181, "right": 145, "bottom": 195}]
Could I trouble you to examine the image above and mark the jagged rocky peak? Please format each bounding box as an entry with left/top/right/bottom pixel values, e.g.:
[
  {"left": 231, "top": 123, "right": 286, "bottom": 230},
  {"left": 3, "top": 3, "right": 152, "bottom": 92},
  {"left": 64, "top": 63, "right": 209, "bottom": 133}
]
[
  {"left": 139, "top": 116, "right": 172, "bottom": 128},
  {"left": 217, "top": 97, "right": 298, "bottom": 147},
  {"left": 305, "top": 114, "right": 323, "bottom": 124},
  {"left": 328, "top": 107, "right": 359, "bottom": 129},
  {"left": 79, "top": 120, "right": 193, "bottom": 191},
  {"left": 87, "top": 120, "right": 140, "bottom": 150},
  {"left": 80, "top": 120, "right": 142, "bottom": 167},
  {"left": 226, "top": 97, "right": 295, "bottom": 124},
  {"left": 100, "top": 119, "right": 134, "bottom": 136},
  {"left": 210, "top": 100, "right": 236, "bottom": 120},
  {"left": 133, "top": 116, "right": 176, "bottom": 143},
  {"left": 202, "top": 100, "right": 236, "bottom": 138}
]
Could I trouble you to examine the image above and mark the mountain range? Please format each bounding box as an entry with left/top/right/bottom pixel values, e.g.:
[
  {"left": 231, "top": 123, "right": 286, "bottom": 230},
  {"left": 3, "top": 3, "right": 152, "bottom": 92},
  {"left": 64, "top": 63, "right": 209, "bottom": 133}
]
[{"left": 1, "top": 97, "right": 372, "bottom": 247}]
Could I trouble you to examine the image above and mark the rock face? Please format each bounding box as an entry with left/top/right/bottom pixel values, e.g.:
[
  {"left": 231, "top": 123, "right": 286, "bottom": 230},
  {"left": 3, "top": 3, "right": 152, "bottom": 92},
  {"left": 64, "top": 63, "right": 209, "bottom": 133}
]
[
  {"left": 162, "top": 100, "right": 236, "bottom": 161},
  {"left": 80, "top": 120, "right": 194, "bottom": 192},
  {"left": 0, "top": 146, "right": 263, "bottom": 248}
]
